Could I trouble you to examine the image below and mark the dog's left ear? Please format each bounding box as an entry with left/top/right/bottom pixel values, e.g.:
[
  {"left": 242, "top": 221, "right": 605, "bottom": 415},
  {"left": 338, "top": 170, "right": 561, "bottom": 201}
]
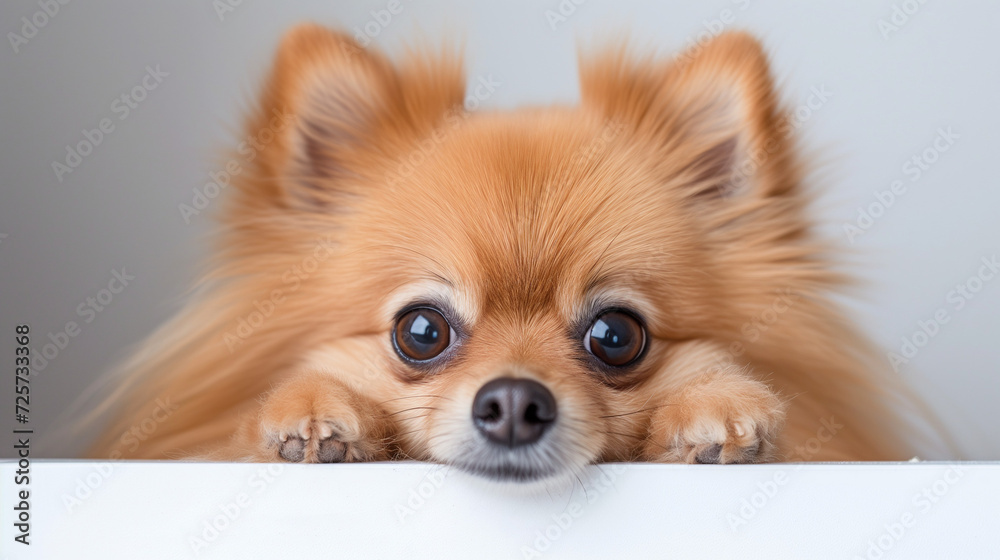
[
  {"left": 242, "top": 24, "right": 465, "bottom": 210},
  {"left": 581, "top": 32, "right": 794, "bottom": 200}
]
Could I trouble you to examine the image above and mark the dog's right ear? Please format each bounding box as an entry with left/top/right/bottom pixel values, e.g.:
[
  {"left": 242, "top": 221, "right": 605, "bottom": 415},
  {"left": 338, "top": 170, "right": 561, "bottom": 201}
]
[
  {"left": 579, "top": 33, "right": 793, "bottom": 202},
  {"left": 244, "top": 24, "right": 465, "bottom": 210}
]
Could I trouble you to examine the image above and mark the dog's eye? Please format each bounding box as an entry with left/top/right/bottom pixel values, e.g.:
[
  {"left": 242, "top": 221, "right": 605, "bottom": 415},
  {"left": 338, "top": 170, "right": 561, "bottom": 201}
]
[
  {"left": 585, "top": 311, "right": 645, "bottom": 367},
  {"left": 394, "top": 307, "right": 453, "bottom": 362}
]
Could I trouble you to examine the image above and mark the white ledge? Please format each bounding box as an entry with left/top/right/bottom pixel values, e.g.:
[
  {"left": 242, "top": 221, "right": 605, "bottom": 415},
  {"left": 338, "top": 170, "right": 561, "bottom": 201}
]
[{"left": 2, "top": 460, "right": 997, "bottom": 559}]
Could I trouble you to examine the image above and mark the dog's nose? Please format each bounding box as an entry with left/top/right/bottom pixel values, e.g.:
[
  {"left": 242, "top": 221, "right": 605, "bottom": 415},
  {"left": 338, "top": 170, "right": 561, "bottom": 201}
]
[{"left": 472, "top": 378, "right": 557, "bottom": 447}]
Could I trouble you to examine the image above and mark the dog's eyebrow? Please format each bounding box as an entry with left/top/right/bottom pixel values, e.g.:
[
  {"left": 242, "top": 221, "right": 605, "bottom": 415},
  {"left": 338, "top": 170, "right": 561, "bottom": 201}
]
[
  {"left": 583, "top": 224, "right": 628, "bottom": 292},
  {"left": 427, "top": 271, "right": 454, "bottom": 287},
  {"left": 584, "top": 270, "right": 614, "bottom": 294},
  {"left": 379, "top": 243, "right": 454, "bottom": 287}
]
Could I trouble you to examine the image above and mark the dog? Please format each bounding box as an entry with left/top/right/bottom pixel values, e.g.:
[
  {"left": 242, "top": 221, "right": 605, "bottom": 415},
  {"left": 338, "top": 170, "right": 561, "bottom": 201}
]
[{"left": 89, "top": 24, "right": 914, "bottom": 481}]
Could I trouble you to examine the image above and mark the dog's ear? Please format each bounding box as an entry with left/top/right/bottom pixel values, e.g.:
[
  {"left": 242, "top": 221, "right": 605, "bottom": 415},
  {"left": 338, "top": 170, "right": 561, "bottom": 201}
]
[
  {"left": 246, "top": 24, "right": 465, "bottom": 209},
  {"left": 581, "top": 32, "right": 793, "bottom": 200}
]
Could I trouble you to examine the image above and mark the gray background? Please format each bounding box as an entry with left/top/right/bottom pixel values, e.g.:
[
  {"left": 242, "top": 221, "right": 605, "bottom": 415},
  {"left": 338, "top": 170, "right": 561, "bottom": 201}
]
[{"left": 1, "top": 0, "right": 997, "bottom": 459}]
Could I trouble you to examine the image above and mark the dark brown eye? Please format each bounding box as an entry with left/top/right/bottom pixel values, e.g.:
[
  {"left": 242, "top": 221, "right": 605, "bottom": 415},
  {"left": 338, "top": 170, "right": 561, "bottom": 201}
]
[
  {"left": 585, "top": 311, "right": 645, "bottom": 367},
  {"left": 394, "top": 308, "right": 452, "bottom": 362}
]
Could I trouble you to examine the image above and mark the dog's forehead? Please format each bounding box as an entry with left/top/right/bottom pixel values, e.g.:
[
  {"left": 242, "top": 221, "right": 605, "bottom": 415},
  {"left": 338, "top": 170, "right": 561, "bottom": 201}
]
[
  {"left": 424, "top": 125, "right": 662, "bottom": 311},
  {"left": 372, "top": 111, "right": 683, "bottom": 325},
  {"left": 434, "top": 123, "right": 619, "bottom": 303}
]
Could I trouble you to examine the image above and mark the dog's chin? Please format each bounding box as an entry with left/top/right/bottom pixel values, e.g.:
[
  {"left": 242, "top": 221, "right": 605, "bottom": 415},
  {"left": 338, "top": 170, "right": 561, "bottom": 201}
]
[
  {"left": 452, "top": 459, "right": 560, "bottom": 483},
  {"left": 442, "top": 438, "right": 588, "bottom": 485}
]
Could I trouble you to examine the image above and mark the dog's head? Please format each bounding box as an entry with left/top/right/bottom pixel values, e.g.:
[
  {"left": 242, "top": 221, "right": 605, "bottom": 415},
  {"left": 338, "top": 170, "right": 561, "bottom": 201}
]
[{"left": 235, "top": 25, "right": 802, "bottom": 481}]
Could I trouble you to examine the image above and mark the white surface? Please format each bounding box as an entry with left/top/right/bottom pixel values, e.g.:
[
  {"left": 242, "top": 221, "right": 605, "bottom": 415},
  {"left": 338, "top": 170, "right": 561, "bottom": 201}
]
[
  {"left": 1, "top": 1, "right": 998, "bottom": 460},
  {"left": 1, "top": 460, "right": 996, "bottom": 559}
]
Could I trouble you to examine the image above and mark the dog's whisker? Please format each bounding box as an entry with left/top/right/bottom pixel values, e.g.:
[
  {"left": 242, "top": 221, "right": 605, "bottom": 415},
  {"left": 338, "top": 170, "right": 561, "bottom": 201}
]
[
  {"left": 376, "top": 394, "right": 451, "bottom": 407},
  {"left": 635, "top": 430, "right": 671, "bottom": 453},
  {"left": 599, "top": 404, "right": 667, "bottom": 419},
  {"left": 384, "top": 406, "right": 439, "bottom": 417},
  {"left": 600, "top": 430, "right": 645, "bottom": 441},
  {"left": 391, "top": 427, "right": 445, "bottom": 441},
  {"left": 392, "top": 413, "right": 434, "bottom": 423},
  {"left": 573, "top": 472, "right": 590, "bottom": 503}
]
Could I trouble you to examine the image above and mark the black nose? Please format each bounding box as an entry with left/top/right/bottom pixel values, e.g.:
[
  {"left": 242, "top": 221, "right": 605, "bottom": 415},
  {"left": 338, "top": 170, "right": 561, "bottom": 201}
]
[{"left": 472, "top": 378, "right": 557, "bottom": 448}]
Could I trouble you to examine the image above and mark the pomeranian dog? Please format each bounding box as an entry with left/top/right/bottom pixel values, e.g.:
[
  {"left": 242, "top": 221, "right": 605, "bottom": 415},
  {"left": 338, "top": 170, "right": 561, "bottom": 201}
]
[{"left": 89, "top": 24, "right": 914, "bottom": 481}]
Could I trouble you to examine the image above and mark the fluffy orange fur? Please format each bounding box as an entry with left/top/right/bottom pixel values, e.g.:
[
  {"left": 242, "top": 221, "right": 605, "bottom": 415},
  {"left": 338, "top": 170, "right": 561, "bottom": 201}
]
[{"left": 89, "top": 25, "right": 916, "bottom": 475}]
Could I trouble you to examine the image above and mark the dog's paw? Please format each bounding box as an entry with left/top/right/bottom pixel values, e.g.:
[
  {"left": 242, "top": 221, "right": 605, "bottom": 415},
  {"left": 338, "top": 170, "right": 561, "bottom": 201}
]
[
  {"left": 257, "top": 372, "right": 388, "bottom": 463},
  {"left": 646, "top": 375, "right": 785, "bottom": 464},
  {"left": 267, "top": 416, "right": 378, "bottom": 463}
]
